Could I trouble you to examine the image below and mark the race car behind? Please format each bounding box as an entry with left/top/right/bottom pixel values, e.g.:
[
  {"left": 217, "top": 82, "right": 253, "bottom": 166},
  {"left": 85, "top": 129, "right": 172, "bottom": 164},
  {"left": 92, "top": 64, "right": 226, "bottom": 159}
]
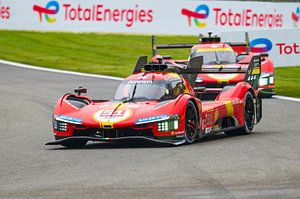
[{"left": 152, "top": 32, "right": 275, "bottom": 98}]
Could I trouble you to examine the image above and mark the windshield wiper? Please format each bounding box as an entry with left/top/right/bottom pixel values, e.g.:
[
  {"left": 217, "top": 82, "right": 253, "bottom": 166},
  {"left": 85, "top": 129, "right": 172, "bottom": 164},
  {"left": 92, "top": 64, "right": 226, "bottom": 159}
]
[
  {"left": 214, "top": 50, "right": 221, "bottom": 65},
  {"left": 122, "top": 83, "right": 137, "bottom": 103}
]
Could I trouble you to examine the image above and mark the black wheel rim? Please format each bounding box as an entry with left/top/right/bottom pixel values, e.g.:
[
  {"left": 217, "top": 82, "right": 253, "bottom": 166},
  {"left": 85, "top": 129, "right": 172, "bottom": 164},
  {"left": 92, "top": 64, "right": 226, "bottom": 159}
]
[
  {"left": 245, "top": 95, "right": 255, "bottom": 129},
  {"left": 185, "top": 104, "right": 197, "bottom": 142}
]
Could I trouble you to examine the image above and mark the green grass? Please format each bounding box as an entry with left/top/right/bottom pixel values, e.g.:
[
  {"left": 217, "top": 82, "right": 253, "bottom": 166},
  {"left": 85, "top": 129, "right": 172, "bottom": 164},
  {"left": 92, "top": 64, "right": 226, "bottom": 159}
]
[
  {"left": 275, "top": 67, "right": 300, "bottom": 98},
  {"left": 0, "top": 30, "right": 299, "bottom": 98},
  {"left": 0, "top": 30, "right": 196, "bottom": 77}
]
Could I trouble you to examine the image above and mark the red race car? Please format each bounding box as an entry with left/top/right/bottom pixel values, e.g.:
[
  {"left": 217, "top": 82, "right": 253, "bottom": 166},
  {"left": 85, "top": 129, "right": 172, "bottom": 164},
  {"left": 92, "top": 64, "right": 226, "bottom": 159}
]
[
  {"left": 152, "top": 32, "right": 275, "bottom": 98},
  {"left": 46, "top": 55, "right": 262, "bottom": 148}
]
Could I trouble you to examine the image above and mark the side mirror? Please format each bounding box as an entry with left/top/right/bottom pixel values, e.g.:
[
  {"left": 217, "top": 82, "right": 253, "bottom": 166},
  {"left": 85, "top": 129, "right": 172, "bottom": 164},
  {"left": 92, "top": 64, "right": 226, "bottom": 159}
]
[
  {"left": 194, "top": 87, "right": 206, "bottom": 93},
  {"left": 74, "top": 86, "right": 87, "bottom": 96}
]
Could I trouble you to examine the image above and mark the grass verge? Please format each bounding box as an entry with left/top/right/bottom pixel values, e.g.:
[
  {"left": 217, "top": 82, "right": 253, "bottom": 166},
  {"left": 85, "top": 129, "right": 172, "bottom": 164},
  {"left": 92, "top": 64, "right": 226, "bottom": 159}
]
[
  {"left": 0, "top": 30, "right": 195, "bottom": 77},
  {"left": 0, "top": 30, "right": 299, "bottom": 98},
  {"left": 275, "top": 67, "right": 300, "bottom": 98}
]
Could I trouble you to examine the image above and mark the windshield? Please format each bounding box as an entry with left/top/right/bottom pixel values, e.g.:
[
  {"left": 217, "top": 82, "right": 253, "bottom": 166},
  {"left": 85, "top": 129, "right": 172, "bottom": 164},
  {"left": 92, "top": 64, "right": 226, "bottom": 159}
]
[
  {"left": 113, "top": 79, "right": 185, "bottom": 102},
  {"left": 190, "top": 50, "right": 236, "bottom": 65}
]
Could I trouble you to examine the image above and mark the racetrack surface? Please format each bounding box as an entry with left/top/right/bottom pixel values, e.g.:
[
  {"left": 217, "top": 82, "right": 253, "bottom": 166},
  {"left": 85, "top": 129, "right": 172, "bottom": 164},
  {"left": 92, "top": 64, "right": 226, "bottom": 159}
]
[{"left": 0, "top": 64, "right": 300, "bottom": 199}]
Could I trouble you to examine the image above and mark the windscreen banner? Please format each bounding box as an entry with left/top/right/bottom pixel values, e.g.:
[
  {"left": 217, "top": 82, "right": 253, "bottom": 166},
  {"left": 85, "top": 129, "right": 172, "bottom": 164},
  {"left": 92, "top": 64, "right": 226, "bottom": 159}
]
[
  {"left": 1, "top": 0, "right": 300, "bottom": 34},
  {"left": 221, "top": 29, "right": 300, "bottom": 67}
]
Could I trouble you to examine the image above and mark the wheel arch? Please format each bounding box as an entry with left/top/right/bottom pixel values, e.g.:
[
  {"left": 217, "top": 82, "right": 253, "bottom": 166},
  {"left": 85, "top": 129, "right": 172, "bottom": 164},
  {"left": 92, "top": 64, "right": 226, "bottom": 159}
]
[
  {"left": 174, "top": 94, "right": 201, "bottom": 134},
  {"left": 189, "top": 98, "right": 200, "bottom": 119},
  {"left": 247, "top": 88, "right": 256, "bottom": 99}
]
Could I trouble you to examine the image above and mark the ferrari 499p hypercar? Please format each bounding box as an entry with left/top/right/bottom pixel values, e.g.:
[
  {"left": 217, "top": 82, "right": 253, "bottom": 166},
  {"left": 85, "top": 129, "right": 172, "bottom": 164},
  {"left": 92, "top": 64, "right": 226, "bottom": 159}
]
[
  {"left": 46, "top": 55, "right": 262, "bottom": 148},
  {"left": 152, "top": 32, "right": 275, "bottom": 98}
]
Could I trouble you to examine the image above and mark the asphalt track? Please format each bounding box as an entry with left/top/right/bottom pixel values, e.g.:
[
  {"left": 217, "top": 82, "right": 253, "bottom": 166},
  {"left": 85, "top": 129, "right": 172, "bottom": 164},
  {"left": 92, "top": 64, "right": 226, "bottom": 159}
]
[{"left": 0, "top": 63, "right": 300, "bottom": 199}]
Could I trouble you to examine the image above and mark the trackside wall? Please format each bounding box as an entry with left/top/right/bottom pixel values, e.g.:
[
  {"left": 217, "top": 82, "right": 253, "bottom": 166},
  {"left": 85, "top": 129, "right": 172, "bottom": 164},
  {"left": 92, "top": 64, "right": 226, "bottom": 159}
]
[{"left": 0, "top": 0, "right": 300, "bottom": 35}]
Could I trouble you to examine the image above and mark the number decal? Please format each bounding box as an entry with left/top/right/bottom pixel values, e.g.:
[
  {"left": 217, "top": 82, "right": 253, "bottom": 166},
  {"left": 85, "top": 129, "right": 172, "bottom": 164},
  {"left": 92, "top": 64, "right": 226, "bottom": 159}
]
[
  {"left": 101, "top": 110, "right": 113, "bottom": 116},
  {"left": 112, "top": 110, "right": 125, "bottom": 116},
  {"left": 93, "top": 109, "right": 132, "bottom": 123}
]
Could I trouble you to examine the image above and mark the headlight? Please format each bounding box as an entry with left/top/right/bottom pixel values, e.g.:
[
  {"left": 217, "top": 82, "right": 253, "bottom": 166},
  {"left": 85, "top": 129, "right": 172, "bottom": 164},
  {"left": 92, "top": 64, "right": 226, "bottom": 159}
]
[
  {"left": 259, "top": 73, "right": 274, "bottom": 86},
  {"left": 53, "top": 119, "right": 67, "bottom": 132},
  {"left": 196, "top": 77, "right": 203, "bottom": 83},
  {"left": 259, "top": 78, "right": 268, "bottom": 86},
  {"left": 157, "top": 115, "right": 179, "bottom": 132}
]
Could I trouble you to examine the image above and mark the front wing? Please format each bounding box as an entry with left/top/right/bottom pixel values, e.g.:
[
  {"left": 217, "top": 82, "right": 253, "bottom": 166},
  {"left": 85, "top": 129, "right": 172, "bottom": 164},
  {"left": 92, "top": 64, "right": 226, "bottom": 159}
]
[{"left": 45, "top": 136, "right": 186, "bottom": 146}]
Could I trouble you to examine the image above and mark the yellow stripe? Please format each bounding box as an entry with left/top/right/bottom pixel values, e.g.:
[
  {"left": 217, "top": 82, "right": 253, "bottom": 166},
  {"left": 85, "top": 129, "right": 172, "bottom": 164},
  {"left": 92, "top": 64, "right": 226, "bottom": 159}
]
[
  {"left": 214, "top": 110, "right": 219, "bottom": 123},
  {"left": 196, "top": 48, "right": 233, "bottom": 52},
  {"left": 217, "top": 79, "right": 229, "bottom": 84},
  {"left": 224, "top": 101, "right": 234, "bottom": 117},
  {"left": 252, "top": 68, "right": 261, "bottom": 75},
  {"left": 100, "top": 122, "right": 114, "bottom": 129}
]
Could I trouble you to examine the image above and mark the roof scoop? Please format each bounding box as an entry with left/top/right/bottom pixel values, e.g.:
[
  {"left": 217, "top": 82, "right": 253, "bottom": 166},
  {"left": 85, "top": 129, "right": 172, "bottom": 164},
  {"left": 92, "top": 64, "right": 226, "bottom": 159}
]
[{"left": 74, "top": 86, "right": 87, "bottom": 96}]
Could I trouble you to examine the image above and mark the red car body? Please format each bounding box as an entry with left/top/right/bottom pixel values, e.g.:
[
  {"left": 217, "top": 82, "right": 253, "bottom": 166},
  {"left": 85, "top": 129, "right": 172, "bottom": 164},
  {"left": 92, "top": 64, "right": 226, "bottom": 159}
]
[{"left": 46, "top": 55, "right": 262, "bottom": 148}]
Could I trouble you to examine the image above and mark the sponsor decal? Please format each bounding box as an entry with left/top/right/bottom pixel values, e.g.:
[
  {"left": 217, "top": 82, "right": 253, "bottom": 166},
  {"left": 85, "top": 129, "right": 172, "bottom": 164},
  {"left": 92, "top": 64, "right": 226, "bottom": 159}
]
[
  {"left": 182, "top": 4, "right": 283, "bottom": 28},
  {"left": 242, "top": 36, "right": 299, "bottom": 56},
  {"left": 205, "top": 127, "right": 212, "bottom": 134},
  {"left": 292, "top": 7, "right": 300, "bottom": 27},
  {"left": 181, "top": 4, "right": 209, "bottom": 28},
  {"left": 207, "top": 74, "right": 239, "bottom": 81},
  {"left": 33, "top": 2, "right": 153, "bottom": 27},
  {"left": 125, "top": 103, "right": 140, "bottom": 108},
  {"left": 213, "top": 8, "right": 283, "bottom": 28},
  {"left": 33, "top": 1, "right": 60, "bottom": 23},
  {"left": 135, "top": 114, "right": 170, "bottom": 124},
  {"left": 0, "top": 1, "right": 10, "bottom": 20},
  {"left": 55, "top": 115, "right": 82, "bottom": 124},
  {"left": 196, "top": 47, "right": 232, "bottom": 52},
  {"left": 62, "top": 4, "right": 153, "bottom": 27},
  {"left": 93, "top": 109, "right": 132, "bottom": 123},
  {"left": 276, "top": 42, "right": 300, "bottom": 55},
  {"left": 97, "top": 104, "right": 111, "bottom": 109},
  {"left": 250, "top": 38, "right": 273, "bottom": 53},
  {"left": 128, "top": 80, "right": 153, "bottom": 84}
]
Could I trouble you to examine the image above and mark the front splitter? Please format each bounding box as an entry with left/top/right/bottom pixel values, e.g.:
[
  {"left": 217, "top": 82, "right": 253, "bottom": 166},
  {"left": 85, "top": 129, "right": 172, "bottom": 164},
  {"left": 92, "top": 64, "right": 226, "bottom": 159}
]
[{"left": 45, "top": 136, "right": 186, "bottom": 146}]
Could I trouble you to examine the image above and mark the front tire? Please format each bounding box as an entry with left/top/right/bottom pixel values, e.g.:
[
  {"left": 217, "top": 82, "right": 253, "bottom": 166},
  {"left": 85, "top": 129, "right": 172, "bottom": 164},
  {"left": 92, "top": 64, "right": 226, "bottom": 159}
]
[
  {"left": 184, "top": 101, "right": 199, "bottom": 144},
  {"left": 225, "top": 92, "right": 255, "bottom": 136}
]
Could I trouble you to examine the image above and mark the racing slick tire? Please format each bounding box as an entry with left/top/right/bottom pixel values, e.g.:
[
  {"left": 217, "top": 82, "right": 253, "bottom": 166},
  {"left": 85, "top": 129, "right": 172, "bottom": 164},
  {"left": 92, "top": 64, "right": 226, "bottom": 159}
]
[
  {"left": 60, "top": 140, "right": 88, "bottom": 148},
  {"left": 225, "top": 92, "right": 255, "bottom": 136},
  {"left": 184, "top": 101, "right": 199, "bottom": 144}
]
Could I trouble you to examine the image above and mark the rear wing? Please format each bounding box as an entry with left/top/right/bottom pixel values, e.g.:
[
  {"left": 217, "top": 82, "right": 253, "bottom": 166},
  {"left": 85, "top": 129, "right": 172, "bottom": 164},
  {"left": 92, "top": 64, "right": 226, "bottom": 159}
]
[
  {"left": 152, "top": 33, "right": 250, "bottom": 57},
  {"left": 151, "top": 35, "right": 196, "bottom": 57}
]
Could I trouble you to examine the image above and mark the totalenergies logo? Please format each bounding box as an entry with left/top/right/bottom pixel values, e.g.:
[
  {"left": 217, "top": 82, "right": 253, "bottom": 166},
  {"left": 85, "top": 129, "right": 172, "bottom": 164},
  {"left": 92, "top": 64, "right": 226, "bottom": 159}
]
[
  {"left": 250, "top": 38, "right": 273, "bottom": 53},
  {"left": 291, "top": 7, "right": 300, "bottom": 27},
  {"left": 33, "top": 1, "right": 60, "bottom": 23},
  {"left": 181, "top": 4, "right": 209, "bottom": 28}
]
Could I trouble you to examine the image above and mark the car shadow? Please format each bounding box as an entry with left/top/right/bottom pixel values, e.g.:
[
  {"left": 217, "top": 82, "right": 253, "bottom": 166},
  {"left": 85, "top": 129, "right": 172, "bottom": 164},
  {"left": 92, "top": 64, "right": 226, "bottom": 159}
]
[{"left": 46, "top": 131, "right": 266, "bottom": 150}]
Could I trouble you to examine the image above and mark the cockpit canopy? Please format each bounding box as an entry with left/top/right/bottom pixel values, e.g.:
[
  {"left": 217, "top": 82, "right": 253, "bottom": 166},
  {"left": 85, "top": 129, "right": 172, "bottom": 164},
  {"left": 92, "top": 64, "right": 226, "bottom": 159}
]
[
  {"left": 113, "top": 79, "right": 186, "bottom": 102},
  {"left": 190, "top": 47, "right": 236, "bottom": 65}
]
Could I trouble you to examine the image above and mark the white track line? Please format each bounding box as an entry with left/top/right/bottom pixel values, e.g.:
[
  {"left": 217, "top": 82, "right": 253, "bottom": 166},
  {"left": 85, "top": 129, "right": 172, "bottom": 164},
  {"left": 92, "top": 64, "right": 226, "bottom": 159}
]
[
  {"left": 1, "top": 59, "right": 300, "bottom": 103},
  {"left": 272, "top": 95, "right": 300, "bottom": 103},
  {"left": 0, "top": 59, "right": 124, "bottom": 81}
]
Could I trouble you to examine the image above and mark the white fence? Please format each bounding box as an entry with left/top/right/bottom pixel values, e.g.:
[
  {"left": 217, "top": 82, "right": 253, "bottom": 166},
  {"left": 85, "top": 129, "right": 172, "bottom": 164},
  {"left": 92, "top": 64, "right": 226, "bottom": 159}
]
[
  {"left": 1, "top": 0, "right": 300, "bottom": 66},
  {"left": 1, "top": 0, "right": 300, "bottom": 35}
]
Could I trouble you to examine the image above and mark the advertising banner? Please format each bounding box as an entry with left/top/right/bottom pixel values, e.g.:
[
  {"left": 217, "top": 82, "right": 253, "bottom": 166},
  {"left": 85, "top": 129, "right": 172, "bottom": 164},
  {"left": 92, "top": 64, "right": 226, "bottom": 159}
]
[
  {"left": 221, "top": 29, "right": 300, "bottom": 67},
  {"left": 1, "top": 0, "right": 300, "bottom": 35}
]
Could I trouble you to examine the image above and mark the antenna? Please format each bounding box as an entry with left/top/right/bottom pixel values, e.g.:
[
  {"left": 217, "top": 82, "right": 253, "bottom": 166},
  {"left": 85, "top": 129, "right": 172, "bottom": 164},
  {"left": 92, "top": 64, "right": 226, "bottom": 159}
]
[
  {"left": 152, "top": 35, "right": 157, "bottom": 57},
  {"left": 208, "top": 31, "right": 212, "bottom": 38},
  {"left": 245, "top": 32, "right": 250, "bottom": 53}
]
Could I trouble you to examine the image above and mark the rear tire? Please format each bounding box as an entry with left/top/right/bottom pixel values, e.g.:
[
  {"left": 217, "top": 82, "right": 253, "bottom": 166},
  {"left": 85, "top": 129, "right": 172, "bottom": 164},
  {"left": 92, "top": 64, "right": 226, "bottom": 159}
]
[
  {"left": 184, "top": 101, "right": 199, "bottom": 144},
  {"left": 225, "top": 92, "right": 255, "bottom": 136}
]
